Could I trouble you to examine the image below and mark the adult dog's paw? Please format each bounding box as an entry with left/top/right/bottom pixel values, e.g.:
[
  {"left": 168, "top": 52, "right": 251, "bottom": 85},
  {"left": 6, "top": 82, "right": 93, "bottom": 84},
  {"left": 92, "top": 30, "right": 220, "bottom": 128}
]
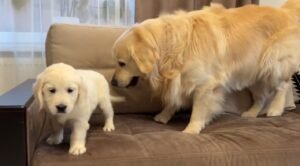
[
  {"left": 46, "top": 135, "right": 63, "bottom": 145},
  {"left": 69, "top": 144, "right": 86, "bottom": 155},
  {"left": 241, "top": 111, "right": 258, "bottom": 118},
  {"left": 182, "top": 128, "right": 199, "bottom": 134},
  {"left": 267, "top": 110, "right": 283, "bottom": 117},
  {"left": 182, "top": 122, "right": 202, "bottom": 134},
  {"left": 154, "top": 113, "right": 171, "bottom": 124},
  {"left": 103, "top": 123, "right": 115, "bottom": 132}
]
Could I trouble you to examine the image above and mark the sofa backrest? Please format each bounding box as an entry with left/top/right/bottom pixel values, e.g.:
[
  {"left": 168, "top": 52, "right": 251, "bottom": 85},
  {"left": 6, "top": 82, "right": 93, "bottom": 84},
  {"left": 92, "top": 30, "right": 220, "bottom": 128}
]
[
  {"left": 46, "top": 24, "right": 124, "bottom": 69},
  {"left": 45, "top": 24, "right": 296, "bottom": 115},
  {"left": 45, "top": 24, "right": 163, "bottom": 113}
]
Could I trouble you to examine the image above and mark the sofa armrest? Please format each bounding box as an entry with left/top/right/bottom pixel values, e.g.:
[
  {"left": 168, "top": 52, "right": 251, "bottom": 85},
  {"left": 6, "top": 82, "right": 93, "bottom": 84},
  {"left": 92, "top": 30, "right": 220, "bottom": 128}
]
[{"left": 27, "top": 98, "right": 50, "bottom": 166}]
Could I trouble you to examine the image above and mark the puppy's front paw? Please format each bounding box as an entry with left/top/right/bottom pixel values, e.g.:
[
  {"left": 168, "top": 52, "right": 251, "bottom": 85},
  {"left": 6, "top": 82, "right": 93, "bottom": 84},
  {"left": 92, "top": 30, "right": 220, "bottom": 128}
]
[
  {"left": 46, "top": 135, "right": 63, "bottom": 145},
  {"left": 69, "top": 144, "right": 86, "bottom": 155},
  {"left": 103, "top": 122, "right": 115, "bottom": 132},
  {"left": 154, "top": 113, "right": 171, "bottom": 124}
]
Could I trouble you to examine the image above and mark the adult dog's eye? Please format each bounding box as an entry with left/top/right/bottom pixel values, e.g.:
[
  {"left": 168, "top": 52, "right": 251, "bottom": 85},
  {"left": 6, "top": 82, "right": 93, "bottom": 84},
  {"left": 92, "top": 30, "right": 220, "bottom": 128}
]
[
  {"left": 67, "top": 88, "right": 74, "bottom": 93},
  {"left": 49, "top": 88, "right": 56, "bottom": 94},
  {"left": 118, "top": 61, "right": 126, "bottom": 67}
]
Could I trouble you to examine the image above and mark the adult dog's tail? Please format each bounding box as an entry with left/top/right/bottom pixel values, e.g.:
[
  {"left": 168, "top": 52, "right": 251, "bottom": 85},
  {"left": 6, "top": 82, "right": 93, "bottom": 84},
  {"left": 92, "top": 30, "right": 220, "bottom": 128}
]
[{"left": 282, "top": 0, "right": 300, "bottom": 20}]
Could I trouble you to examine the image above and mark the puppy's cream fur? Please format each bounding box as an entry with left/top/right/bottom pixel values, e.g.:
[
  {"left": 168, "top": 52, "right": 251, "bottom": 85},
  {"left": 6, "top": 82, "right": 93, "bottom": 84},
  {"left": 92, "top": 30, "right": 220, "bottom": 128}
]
[
  {"left": 112, "top": 0, "right": 300, "bottom": 134},
  {"left": 33, "top": 63, "right": 118, "bottom": 155}
]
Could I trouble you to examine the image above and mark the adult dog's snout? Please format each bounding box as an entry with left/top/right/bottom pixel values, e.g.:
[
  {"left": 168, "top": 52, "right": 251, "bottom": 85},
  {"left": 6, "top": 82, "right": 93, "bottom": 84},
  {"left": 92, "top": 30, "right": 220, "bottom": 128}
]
[
  {"left": 56, "top": 104, "right": 67, "bottom": 113},
  {"left": 111, "top": 77, "right": 118, "bottom": 87},
  {"left": 111, "top": 75, "right": 140, "bottom": 88},
  {"left": 127, "top": 76, "right": 139, "bottom": 88}
]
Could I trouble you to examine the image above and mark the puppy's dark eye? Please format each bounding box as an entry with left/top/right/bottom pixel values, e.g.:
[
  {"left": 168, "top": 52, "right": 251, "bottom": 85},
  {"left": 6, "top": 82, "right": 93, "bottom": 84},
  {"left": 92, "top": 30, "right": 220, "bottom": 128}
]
[
  {"left": 67, "top": 88, "right": 74, "bottom": 93},
  {"left": 49, "top": 89, "right": 56, "bottom": 94},
  {"left": 118, "top": 61, "right": 126, "bottom": 67}
]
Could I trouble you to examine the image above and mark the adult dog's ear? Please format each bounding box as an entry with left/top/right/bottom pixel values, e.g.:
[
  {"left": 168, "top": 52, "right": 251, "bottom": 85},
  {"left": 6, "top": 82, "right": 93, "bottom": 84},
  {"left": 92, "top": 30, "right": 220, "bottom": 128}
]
[
  {"left": 157, "top": 15, "right": 188, "bottom": 79},
  {"left": 130, "top": 27, "right": 159, "bottom": 75},
  {"left": 130, "top": 45, "right": 159, "bottom": 75},
  {"left": 32, "top": 73, "right": 45, "bottom": 111}
]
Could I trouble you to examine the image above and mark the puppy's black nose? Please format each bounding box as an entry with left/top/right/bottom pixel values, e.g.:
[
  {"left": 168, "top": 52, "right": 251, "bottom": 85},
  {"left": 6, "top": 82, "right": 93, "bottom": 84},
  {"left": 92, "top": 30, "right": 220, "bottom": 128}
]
[
  {"left": 111, "top": 78, "right": 118, "bottom": 87},
  {"left": 56, "top": 104, "right": 67, "bottom": 113}
]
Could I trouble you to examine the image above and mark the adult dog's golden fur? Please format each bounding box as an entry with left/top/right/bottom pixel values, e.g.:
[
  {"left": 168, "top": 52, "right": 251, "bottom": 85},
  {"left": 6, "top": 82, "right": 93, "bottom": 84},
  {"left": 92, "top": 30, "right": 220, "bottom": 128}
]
[{"left": 112, "top": 0, "right": 300, "bottom": 134}]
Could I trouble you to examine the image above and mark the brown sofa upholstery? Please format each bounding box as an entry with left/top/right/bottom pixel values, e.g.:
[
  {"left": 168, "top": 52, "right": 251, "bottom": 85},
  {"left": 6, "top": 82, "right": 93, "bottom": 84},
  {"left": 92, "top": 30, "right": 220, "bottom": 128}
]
[{"left": 27, "top": 24, "right": 300, "bottom": 166}]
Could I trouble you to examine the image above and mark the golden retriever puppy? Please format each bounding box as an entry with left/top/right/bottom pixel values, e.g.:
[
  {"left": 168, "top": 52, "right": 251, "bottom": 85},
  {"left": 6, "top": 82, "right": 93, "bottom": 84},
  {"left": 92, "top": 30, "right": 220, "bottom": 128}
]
[
  {"left": 111, "top": 0, "right": 300, "bottom": 134},
  {"left": 33, "top": 63, "right": 121, "bottom": 155}
]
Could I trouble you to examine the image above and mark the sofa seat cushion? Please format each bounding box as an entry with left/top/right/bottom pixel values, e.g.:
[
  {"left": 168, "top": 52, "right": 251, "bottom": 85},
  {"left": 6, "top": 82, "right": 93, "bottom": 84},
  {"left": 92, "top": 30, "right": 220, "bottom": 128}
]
[{"left": 33, "top": 109, "right": 300, "bottom": 166}]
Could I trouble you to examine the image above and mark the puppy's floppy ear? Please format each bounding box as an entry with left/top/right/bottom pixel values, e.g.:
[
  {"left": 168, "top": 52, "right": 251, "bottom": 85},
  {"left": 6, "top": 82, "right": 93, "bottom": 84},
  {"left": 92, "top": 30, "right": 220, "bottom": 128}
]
[
  {"left": 32, "top": 72, "right": 45, "bottom": 111},
  {"left": 76, "top": 76, "right": 88, "bottom": 106}
]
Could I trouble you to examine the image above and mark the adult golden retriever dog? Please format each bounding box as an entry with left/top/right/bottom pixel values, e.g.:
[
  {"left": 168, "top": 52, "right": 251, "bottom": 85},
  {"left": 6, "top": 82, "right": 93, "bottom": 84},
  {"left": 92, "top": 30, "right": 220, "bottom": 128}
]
[
  {"left": 33, "top": 63, "right": 122, "bottom": 155},
  {"left": 111, "top": 0, "right": 300, "bottom": 134}
]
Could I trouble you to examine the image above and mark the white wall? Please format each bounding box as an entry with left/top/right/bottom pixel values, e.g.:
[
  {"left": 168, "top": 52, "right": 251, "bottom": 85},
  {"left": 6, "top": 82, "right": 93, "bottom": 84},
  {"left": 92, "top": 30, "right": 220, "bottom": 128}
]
[{"left": 259, "top": 0, "right": 286, "bottom": 7}]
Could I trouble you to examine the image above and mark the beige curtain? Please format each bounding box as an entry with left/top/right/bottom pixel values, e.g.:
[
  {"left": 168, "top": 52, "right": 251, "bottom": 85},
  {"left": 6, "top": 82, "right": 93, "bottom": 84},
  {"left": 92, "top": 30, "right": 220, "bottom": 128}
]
[{"left": 135, "top": 0, "right": 259, "bottom": 22}]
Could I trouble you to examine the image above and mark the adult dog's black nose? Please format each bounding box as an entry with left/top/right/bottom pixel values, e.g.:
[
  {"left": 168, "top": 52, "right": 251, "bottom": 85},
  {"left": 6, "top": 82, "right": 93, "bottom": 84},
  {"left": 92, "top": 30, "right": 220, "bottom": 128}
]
[
  {"left": 56, "top": 104, "right": 67, "bottom": 113},
  {"left": 111, "top": 78, "right": 118, "bottom": 87}
]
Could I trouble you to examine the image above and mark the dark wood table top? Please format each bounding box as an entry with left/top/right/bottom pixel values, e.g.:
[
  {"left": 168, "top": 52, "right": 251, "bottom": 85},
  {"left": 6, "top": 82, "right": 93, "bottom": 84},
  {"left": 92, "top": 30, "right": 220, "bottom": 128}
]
[{"left": 0, "top": 79, "right": 35, "bottom": 111}]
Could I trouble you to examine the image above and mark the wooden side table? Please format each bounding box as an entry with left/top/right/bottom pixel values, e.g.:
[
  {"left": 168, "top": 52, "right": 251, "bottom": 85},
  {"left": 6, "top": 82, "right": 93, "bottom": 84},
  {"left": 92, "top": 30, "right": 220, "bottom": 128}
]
[{"left": 0, "top": 79, "right": 35, "bottom": 166}]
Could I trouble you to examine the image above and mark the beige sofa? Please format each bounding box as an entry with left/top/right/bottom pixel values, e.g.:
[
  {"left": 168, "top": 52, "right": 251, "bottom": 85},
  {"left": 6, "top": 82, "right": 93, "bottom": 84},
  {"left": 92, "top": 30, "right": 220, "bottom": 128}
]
[{"left": 25, "top": 24, "right": 300, "bottom": 166}]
